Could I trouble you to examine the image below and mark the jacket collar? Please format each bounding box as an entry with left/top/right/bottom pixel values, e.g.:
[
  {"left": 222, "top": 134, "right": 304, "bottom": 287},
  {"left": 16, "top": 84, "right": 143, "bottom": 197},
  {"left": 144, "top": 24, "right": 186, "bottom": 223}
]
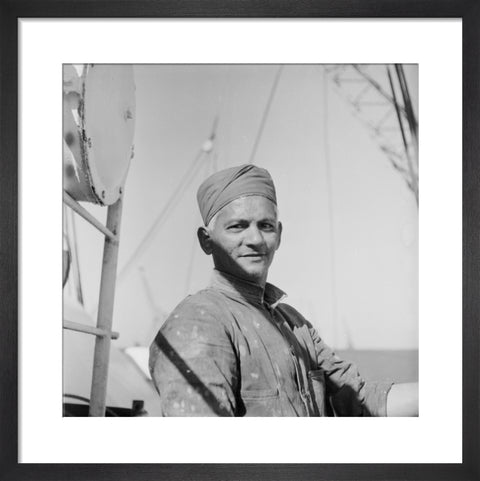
[{"left": 210, "top": 269, "right": 287, "bottom": 309}]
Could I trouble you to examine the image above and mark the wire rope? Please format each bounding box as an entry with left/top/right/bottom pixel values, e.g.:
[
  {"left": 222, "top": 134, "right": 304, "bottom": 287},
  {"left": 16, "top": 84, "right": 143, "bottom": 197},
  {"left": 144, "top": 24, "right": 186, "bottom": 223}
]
[
  {"left": 117, "top": 116, "right": 220, "bottom": 285},
  {"left": 248, "top": 65, "right": 284, "bottom": 164},
  {"left": 322, "top": 67, "right": 340, "bottom": 348},
  {"left": 183, "top": 155, "right": 215, "bottom": 295},
  {"left": 387, "top": 66, "right": 418, "bottom": 205},
  {"left": 117, "top": 149, "right": 207, "bottom": 284}
]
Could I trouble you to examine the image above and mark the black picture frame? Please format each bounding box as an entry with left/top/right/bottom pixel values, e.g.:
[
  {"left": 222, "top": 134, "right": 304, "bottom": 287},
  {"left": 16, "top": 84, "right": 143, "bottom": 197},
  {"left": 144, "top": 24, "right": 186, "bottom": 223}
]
[{"left": 1, "top": 1, "right": 478, "bottom": 480}]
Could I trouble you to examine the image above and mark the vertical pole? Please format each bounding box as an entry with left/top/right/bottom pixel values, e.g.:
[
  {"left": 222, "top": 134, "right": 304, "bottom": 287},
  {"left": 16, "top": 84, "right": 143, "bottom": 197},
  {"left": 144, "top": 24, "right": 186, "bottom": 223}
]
[
  {"left": 89, "top": 195, "right": 123, "bottom": 416},
  {"left": 395, "top": 64, "right": 419, "bottom": 190},
  {"left": 395, "top": 64, "right": 418, "bottom": 146},
  {"left": 387, "top": 66, "right": 419, "bottom": 206}
]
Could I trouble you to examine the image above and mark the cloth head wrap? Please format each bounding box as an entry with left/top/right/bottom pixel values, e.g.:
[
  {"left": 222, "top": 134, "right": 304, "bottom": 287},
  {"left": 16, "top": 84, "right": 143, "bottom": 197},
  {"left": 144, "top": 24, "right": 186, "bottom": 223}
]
[{"left": 197, "top": 164, "right": 277, "bottom": 226}]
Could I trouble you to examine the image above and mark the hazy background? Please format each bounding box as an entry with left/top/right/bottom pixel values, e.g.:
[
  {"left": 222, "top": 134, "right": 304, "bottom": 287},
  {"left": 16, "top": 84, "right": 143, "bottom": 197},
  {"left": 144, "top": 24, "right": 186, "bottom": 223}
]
[{"left": 64, "top": 64, "right": 418, "bottom": 354}]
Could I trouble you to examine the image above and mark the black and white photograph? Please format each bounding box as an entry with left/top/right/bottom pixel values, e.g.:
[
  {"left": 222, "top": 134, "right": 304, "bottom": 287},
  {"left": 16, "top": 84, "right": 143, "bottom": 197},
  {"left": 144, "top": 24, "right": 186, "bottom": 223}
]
[
  {"left": 5, "top": 12, "right": 472, "bottom": 477},
  {"left": 62, "top": 64, "right": 419, "bottom": 418}
]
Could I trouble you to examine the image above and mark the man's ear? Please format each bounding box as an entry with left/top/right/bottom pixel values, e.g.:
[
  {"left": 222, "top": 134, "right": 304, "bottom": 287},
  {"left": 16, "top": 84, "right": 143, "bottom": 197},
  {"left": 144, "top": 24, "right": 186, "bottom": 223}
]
[
  {"left": 197, "top": 226, "right": 213, "bottom": 255},
  {"left": 276, "top": 221, "right": 283, "bottom": 250}
]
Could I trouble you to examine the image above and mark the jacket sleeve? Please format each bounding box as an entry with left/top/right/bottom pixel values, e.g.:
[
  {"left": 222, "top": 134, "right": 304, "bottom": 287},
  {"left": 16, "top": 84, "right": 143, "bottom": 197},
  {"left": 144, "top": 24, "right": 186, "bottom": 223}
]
[
  {"left": 309, "top": 327, "right": 393, "bottom": 416},
  {"left": 149, "top": 296, "right": 239, "bottom": 416}
]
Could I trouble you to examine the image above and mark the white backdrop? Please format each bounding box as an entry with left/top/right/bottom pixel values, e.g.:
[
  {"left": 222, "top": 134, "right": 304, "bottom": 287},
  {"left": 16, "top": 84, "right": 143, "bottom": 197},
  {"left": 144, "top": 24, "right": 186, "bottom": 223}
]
[{"left": 20, "top": 19, "right": 461, "bottom": 464}]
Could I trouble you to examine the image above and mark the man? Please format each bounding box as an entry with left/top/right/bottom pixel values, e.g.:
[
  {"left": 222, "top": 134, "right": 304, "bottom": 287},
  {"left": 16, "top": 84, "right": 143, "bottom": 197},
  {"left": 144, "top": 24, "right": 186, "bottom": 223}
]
[{"left": 149, "top": 164, "right": 418, "bottom": 416}]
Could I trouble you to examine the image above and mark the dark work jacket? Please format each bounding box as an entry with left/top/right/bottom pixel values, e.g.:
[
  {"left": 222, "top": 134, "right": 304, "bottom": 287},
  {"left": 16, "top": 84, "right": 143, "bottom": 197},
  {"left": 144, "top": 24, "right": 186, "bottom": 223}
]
[{"left": 149, "top": 269, "right": 392, "bottom": 416}]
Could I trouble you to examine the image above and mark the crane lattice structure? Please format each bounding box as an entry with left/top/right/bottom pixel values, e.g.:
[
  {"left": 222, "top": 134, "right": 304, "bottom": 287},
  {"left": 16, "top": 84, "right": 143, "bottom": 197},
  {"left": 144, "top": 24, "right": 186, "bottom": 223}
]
[{"left": 325, "top": 64, "right": 419, "bottom": 206}]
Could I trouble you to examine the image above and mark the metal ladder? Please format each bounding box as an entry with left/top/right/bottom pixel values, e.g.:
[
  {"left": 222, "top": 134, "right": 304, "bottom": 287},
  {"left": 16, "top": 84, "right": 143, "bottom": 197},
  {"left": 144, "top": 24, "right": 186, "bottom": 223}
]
[{"left": 63, "top": 190, "right": 123, "bottom": 416}]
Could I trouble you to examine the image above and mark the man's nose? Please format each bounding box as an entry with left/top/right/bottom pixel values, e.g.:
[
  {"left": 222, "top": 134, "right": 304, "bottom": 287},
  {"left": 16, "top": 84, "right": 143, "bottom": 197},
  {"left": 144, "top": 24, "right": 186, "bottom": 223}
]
[{"left": 244, "top": 225, "right": 264, "bottom": 245}]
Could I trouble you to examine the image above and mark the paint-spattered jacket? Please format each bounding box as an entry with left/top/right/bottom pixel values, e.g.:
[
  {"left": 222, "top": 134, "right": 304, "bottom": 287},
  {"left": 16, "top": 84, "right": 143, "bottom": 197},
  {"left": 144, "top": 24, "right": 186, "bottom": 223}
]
[{"left": 149, "top": 269, "right": 392, "bottom": 416}]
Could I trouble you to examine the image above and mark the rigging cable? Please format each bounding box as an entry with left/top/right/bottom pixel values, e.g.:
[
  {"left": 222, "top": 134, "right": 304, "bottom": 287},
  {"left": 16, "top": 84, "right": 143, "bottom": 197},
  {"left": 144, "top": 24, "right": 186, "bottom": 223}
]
[
  {"left": 117, "top": 120, "right": 219, "bottom": 285},
  {"left": 394, "top": 64, "right": 418, "bottom": 145},
  {"left": 395, "top": 64, "right": 419, "bottom": 193},
  {"left": 117, "top": 149, "right": 205, "bottom": 284},
  {"left": 352, "top": 65, "right": 408, "bottom": 118},
  {"left": 248, "top": 65, "right": 284, "bottom": 164},
  {"left": 138, "top": 266, "right": 163, "bottom": 323},
  {"left": 183, "top": 154, "right": 216, "bottom": 295},
  {"left": 183, "top": 71, "right": 228, "bottom": 293},
  {"left": 322, "top": 66, "right": 340, "bottom": 348},
  {"left": 386, "top": 66, "right": 419, "bottom": 205}
]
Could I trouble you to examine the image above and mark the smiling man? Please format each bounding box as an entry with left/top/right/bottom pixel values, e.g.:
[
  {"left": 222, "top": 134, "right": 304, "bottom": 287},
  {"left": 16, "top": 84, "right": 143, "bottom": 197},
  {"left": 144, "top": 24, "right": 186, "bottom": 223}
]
[
  {"left": 149, "top": 164, "right": 418, "bottom": 416},
  {"left": 198, "top": 194, "right": 280, "bottom": 287}
]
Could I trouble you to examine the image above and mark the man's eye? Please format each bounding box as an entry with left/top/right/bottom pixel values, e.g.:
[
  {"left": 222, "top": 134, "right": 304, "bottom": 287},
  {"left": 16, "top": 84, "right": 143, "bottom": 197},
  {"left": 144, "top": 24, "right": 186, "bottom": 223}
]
[
  {"left": 227, "top": 224, "right": 243, "bottom": 230},
  {"left": 261, "top": 223, "right": 274, "bottom": 231}
]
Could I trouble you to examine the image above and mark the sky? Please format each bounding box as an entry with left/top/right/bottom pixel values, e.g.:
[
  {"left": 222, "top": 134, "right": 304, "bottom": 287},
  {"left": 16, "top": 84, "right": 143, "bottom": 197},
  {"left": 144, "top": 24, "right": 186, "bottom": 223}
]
[{"left": 64, "top": 64, "right": 418, "bottom": 351}]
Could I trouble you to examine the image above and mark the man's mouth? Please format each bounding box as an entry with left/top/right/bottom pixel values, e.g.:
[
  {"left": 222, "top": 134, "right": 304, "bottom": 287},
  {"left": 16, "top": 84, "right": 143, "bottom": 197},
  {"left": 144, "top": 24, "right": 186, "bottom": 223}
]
[{"left": 241, "top": 253, "right": 266, "bottom": 258}]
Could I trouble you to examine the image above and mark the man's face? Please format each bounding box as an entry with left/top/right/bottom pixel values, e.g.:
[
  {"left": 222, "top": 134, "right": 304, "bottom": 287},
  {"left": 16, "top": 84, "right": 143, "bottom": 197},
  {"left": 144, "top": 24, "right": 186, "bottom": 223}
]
[{"left": 201, "top": 195, "right": 282, "bottom": 286}]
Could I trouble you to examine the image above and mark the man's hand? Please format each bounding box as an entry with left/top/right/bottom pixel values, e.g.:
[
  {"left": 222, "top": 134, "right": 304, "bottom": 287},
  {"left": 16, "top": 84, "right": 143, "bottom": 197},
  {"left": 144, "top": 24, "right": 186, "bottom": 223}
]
[{"left": 386, "top": 382, "right": 418, "bottom": 416}]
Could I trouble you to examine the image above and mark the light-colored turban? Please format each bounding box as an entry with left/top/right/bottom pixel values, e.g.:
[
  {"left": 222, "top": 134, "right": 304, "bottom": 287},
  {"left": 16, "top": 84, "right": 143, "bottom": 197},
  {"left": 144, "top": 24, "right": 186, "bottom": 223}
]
[{"left": 197, "top": 164, "right": 277, "bottom": 226}]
